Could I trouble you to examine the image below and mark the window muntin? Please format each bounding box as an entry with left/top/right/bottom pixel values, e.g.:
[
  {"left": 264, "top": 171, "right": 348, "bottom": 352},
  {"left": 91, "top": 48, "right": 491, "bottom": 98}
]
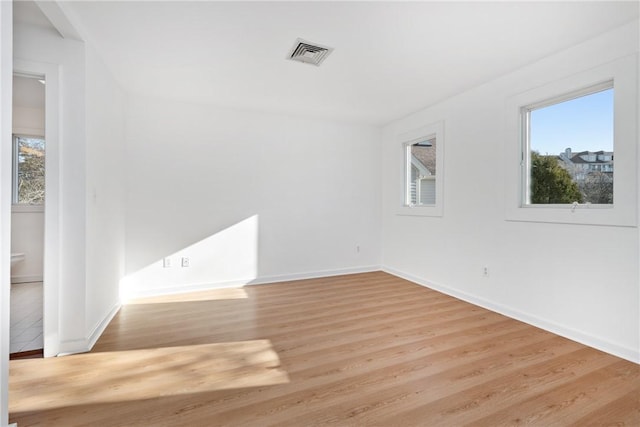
[
  {"left": 13, "top": 135, "right": 45, "bottom": 205},
  {"left": 522, "top": 82, "right": 614, "bottom": 206},
  {"left": 404, "top": 137, "right": 436, "bottom": 207}
]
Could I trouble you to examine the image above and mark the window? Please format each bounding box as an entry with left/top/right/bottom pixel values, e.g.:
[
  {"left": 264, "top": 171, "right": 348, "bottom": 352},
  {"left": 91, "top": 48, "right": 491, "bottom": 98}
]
[
  {"left": 522, "top": 82, "right": 614, "bottom": 206},
  {"left": 505, "top": 55, "right": 637, "bottom": 227},
  {"left": 13, "top": 135, "right": 45, "bottom": 205},
  {"left": 398, "top": 121, "right": 444, "bottom": 217},
  {"left": 405, "top": 137, "right": 436, "bottom": 206}
]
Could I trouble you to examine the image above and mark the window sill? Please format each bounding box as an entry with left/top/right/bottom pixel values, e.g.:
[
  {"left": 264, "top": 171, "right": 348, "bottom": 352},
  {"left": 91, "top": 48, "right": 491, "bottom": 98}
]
[
  {"left": 396, "top": 204, "right": 443, "bottom": 217},
  {"left": 12, "top": 204, "right": 44, "bottom": 213},
  {"left": 523, "top": 203, "right": 612, "bottom": 210},
  {"left": 505, "top": 204, "right": 634, "bottom": 227}
]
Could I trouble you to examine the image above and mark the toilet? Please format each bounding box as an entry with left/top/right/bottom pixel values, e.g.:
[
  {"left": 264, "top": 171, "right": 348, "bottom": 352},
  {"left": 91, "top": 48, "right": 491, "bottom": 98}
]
[{"left": 10, "top": 253, "right": 25, "bottom": 267}]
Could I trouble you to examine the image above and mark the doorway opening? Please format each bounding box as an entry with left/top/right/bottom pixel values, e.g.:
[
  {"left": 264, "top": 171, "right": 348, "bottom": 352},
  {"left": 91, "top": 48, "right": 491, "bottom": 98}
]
[{"left": 9, "top": 73, "right": 45, "bottom": 359}]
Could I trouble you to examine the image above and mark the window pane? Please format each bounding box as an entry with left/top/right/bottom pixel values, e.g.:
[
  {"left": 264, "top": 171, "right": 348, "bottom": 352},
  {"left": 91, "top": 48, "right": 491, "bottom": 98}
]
[
  {"left": 406, "top": 138, "right": 436, "bottom": 206},
  {"left": 528, "top": 86, "right": 613, "bottom": 205},
  {"left": 15, "top": 136, "right": 45, "bottom": 204}
]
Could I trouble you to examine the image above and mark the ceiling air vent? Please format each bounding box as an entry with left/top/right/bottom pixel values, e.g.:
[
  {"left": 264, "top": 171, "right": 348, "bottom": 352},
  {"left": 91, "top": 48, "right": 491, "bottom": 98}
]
[{"left": 287, "top": 38, "right": 333, "bottom": 66}]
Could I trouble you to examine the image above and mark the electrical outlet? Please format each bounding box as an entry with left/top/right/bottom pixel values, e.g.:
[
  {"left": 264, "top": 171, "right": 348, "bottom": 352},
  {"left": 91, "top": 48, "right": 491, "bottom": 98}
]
[
  {"left": 483, "top": 266, "right": 489, "bottom": 277},
  {"left": 181, "top": 257, "right": 190, "bottom": 268},
  {"left": 163, "top": 257, "right": 172, "bottom": 268}
]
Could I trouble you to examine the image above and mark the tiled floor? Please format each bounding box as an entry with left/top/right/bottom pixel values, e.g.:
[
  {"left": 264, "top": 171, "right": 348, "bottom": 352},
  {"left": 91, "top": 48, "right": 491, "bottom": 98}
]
[{"left": 10, "top": 281, "right": 43, "bottom": 354}]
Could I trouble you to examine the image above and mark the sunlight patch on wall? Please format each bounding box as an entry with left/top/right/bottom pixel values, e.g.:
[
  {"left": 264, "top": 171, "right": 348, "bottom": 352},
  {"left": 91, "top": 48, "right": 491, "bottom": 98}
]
[
  {"left": 119, "top": 215, "right": 259, "bottom": 300},
  {"left": 9, "top": 339, "right": 288, "bottom": 413},
  {"left": 125, "top": 286, "right": 249, "bottom": 305}
]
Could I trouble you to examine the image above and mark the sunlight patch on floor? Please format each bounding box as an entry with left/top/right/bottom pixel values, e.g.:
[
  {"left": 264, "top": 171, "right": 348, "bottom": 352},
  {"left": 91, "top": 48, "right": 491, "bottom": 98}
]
[
  {"left": 125, "top": 286, "right": 249, "bottom": 305},
  {"left": 9, "top": 339, "right": 288, "bottom": 413}
]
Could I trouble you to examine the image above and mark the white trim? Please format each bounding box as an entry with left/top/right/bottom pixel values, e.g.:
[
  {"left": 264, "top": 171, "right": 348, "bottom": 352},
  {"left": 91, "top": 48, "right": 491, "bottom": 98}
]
[
  {"left": 59, "top": 302, "right": 121, "bottom": 356},
  {"left": 122, "top": 279, "right": 254, "bottom": 301},
  {"left": 10, "top": 275, "right": 42, "bottom": 284},
  {"left": 122, "top": 265, "right": 382, "bottom": 300},
  {"left": 12, "top": 127, "right": 44, "bottom": 137},
  {"left": 14, "top": 58, "right": 61, "bottom": 358},
  {"left": 249, "top": 265, "right": 381, "bottom": 286},
  {"left": 86, "top": 302, "right": 120, "bottom": 351},
  {"left": 382, "top": 266, "right": 639, "bottom": 364},
  {"left": 11, "top": 204, "right": 43, "bottom": 213},
  {"left": 58, "top": 338, "right": 91, "bottom": 356},
  {"left": 524, "top": 79, "right": 613, "bottom": 112}
]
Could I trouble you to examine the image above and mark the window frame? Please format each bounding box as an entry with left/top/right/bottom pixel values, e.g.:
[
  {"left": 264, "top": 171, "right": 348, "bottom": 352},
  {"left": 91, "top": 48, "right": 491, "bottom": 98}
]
[
  {"left": 12, "top": 133, "right": 46, "bottom": 210},
  {"left": 520, "top": 80, "right": 614, "bottom": 208},
  {"left": 397, "top": 120, "right": 444, "bottom": 217},
  {"left": 505, "top": 55, "right": 637, "bottom": 227}
]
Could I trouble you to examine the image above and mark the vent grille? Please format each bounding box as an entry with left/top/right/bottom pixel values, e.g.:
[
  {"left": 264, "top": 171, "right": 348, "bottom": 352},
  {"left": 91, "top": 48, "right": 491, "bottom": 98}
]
[{"left": 287, "top": 38, "right": 333, "bottom": 66}]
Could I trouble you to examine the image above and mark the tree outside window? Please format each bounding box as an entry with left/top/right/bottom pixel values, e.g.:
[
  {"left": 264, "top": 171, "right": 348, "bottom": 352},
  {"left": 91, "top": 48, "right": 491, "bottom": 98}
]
[
  {"left": 13, "top": 135, "right": 45, "bottom": 205},
  {"left": 525, "top": 84, "right": 613, "bottom": 205}
]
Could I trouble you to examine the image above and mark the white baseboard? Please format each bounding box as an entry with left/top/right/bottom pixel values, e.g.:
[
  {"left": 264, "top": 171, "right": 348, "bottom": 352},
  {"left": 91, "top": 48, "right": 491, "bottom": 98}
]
[
  {"left": 58, "top": 338, "right": 90, "bottom": 356},
  {"left": 122, "top": 265, "right": 382, "bottom": 300},
  {"left": 382, "top": 266, "right": 639, "bottom": 364},
  {"left": 11, "top": 274, "right": 43, "bottom": 284},
  {"left": 122, "top": 278, "right": 256, "bottom": 301},
  {"left": 249, "top": 265, "right": 381, "bottom": 286},
  {"left": 87, "top": 302, "right": 121, "bottom": 350},
  {"left": 58, "top": 302, "right": 121, "bottom": 356}
]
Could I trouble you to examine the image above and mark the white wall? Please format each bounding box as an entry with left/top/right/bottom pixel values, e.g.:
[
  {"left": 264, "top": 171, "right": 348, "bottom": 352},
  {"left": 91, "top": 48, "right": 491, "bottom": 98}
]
[
  {"left": 12, "top": 106, "right": 43, "bottom": 135},
  {"left": 123, "top": 97, "right": 381, "bottom": 297},
  {"left": 382, "top": 21, "right": 639, "bottom": 362},
  {"left": 10, "top": 210, "right": 43, "bottom": 283},
  {"left": 84, "top": 44, "right": 125, "bottom": 344}
]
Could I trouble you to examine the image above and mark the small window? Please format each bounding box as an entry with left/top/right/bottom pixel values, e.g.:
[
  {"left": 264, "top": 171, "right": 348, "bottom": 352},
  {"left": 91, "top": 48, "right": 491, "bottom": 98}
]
[
  {"left": 397, "top": 121, "right": 444, "bottom": 217},
  {"left": 522, "top": 82, "right": 614, "bottom": 206},
  {"left": 13, "top": 135, "right": 45, "bottom": 205},
  {"left": 404, "top": 137, "right": 436, "bottom": 206}
]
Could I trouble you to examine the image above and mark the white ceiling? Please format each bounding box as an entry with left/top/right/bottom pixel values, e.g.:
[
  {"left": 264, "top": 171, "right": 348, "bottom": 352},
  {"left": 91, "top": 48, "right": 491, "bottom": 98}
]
[
  {"left": 13, "top": 75, "right": 45, "bottom": 109},
  {"left": 20, "top": 1, "right": 640, "bottom": 125}
]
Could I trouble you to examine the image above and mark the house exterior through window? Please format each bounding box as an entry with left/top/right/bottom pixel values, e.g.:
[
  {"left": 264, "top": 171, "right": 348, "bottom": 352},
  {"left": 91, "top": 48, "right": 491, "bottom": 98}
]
[
  {"left": 398, "top": 120, "right": 444, "bottom": 217},
  {"left": 407, "top": 137, "right": 436, "bottom": 206}
]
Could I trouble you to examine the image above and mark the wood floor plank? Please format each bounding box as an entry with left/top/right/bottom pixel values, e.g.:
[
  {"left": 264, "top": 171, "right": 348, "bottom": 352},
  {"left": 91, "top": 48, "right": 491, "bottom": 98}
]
[
  {"left": 569, "top": 387, "right": 640, "bottom": 426},
  {"left": 375, "top": 347, "right": 618, "bottom": 426},
  {"left": 9, "top": 271, "right": 640, "bottom": 426},
  {"left": 257, "top": 335, "right": 583, "bottom": 427},
  {"left": 465, "top": 359, "right": 640, "bottom": 426}
]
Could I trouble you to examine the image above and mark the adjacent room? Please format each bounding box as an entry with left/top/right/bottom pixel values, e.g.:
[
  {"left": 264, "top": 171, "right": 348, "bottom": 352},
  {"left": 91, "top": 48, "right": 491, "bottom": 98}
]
[{"left": 1, "top": 1, "right": 638, "bottom": 426}]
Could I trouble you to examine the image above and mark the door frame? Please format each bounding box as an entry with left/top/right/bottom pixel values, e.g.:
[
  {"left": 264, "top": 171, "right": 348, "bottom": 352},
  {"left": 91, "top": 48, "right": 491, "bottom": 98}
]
[{"left": 13, "top": 59, "right": 60, "bottom": 357}]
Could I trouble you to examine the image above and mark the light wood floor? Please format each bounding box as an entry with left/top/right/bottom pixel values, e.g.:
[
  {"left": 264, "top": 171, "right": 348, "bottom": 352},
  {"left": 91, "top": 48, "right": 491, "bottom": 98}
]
[{"left": 9, "top": 272, "right": 640, "bottom": 426}]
